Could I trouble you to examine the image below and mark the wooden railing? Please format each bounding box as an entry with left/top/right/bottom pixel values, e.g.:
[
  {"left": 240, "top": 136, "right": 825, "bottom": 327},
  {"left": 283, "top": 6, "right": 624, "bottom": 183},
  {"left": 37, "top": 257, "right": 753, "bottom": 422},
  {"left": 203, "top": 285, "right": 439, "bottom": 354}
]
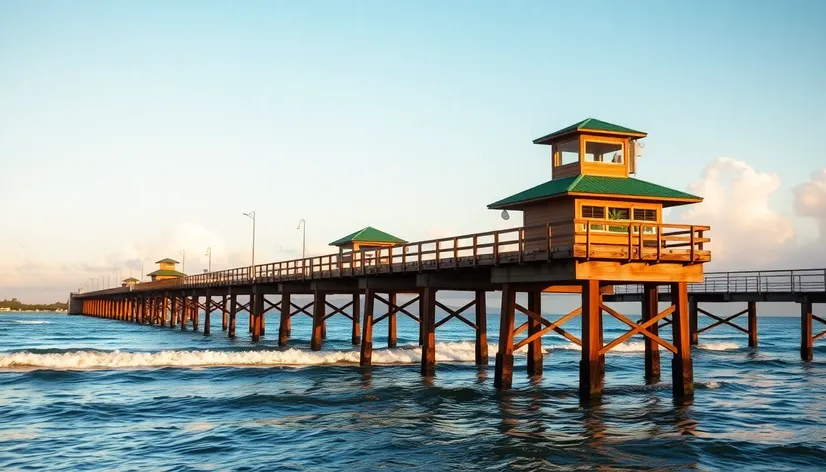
[
  {"left": 611, "top": 268, "right": 826, "bottom": 295},
  {"left": 74, "top": 220, "right": 711, "bottom": 295}
]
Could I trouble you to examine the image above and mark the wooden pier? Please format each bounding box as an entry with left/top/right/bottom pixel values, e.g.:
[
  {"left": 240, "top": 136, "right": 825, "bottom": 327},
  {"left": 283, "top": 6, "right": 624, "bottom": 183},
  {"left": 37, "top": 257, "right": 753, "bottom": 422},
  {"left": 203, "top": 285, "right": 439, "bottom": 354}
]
[{"left": 70, "top": 118, "right": 723, "bottom": 402}]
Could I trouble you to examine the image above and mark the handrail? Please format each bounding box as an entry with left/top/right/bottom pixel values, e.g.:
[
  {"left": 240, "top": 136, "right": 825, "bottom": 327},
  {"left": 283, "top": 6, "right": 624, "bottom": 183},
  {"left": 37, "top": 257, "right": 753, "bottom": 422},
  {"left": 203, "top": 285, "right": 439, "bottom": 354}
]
[
  {"left": 610, "top": 268, "right": 826, "bottom": 295},
  {"left": 75, "top": 220, "right": 712, "bottom": 295}
]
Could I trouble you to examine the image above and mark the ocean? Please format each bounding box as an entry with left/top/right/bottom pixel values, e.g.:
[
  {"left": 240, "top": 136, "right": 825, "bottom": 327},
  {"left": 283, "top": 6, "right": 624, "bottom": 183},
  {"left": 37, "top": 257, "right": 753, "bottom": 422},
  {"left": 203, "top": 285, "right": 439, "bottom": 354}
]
[{"left": 1, "top": 306, "right": 824, "bottom": 471}]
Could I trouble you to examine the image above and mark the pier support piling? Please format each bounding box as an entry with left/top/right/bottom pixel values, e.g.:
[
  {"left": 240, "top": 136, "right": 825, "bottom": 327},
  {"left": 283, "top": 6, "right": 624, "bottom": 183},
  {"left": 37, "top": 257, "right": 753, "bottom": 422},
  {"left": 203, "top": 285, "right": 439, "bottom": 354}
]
[
  {"left": 671, "top": 282, "right": 694, "bottom": 400},
  {"left": 475, "top": 290, "right": 488, "bottom": 366},
  {"left": 579, "top": 280, "right": 603, "bottom": 400},
  {"left": 689, "top": 298, "right": 699, "bottom": 346},
  {"left": 801, "top": 300, "right": 813, "bottom": 361},
  {"left": 251, "top": 286, "right": 264, "bottom": 342},
  {"left": 228, "top": 292, "right": 238, "bottom": 339},
  {"left": 388, "top": 292, "right": 398, "bottom": 348},
  {"left": 360, "top": 289, "right": 376, "bottom": 366},
  {"left": 494, "top": 284, "right": 516, "bottom": 389},
  {"left": 351, "top": 293, "right": 361, "bottom": 345},
  {"left": 642, "top": 283, "right": 661, "bottom": 383},
  {"left": 311, "top": 291, "right": 326, "bottom": 351},
  {"left": 526, "top": 291, "right": 543, "bottom": 377},
  {"left": 748, "top": 301, "right": 758, "bottom": 348},
  {"left": 203, "top": 290, "right": 211, "bottom": 336},
  {"left": 420, "top": 287, "right": 437, "bottom": 377},
  {"left": 279, "top": 293, "right": 291, "bottom": 346},
  {"left": 221, "top": 295, "right": 228, "bottom": 331}
]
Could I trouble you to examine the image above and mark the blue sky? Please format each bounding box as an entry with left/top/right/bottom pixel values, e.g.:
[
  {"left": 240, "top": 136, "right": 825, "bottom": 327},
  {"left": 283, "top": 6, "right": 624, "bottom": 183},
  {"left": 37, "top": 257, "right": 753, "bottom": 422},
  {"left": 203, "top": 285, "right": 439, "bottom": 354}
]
[{"left": 1, "top": 0, "right": 825, "bottom": 302}]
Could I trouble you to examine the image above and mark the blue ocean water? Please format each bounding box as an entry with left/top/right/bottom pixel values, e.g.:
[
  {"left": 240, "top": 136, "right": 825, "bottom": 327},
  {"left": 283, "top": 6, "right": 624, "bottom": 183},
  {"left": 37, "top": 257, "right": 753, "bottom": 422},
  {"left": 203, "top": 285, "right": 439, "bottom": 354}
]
[{"left": 1, "top": 302, "right": 825, "bottom": 471}]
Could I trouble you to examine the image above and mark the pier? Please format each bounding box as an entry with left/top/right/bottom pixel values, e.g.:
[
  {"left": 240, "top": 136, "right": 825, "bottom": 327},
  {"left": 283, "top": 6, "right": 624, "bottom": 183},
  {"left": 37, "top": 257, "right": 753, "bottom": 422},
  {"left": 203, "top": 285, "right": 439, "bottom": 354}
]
[{"left": 69, "top": 118, "right": 746, "bottom": 402}]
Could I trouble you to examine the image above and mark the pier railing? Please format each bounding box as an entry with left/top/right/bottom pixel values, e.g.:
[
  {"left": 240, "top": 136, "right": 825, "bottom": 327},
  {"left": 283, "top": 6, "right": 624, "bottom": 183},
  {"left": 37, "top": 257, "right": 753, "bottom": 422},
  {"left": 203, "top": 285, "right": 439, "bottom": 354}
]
[
  {"left": 76, "top": 221, "right": 711, "bottom": 295},
  {"left": 611, "top": 268, "right": 826, "bottom": 295}
]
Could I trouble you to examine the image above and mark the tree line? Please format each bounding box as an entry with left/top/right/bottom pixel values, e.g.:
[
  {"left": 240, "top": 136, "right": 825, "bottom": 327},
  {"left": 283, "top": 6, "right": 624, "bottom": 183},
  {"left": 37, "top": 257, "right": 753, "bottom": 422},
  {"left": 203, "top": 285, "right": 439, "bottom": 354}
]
[{"left": 0, "top": 298, "right": 68, "bottom": 311}]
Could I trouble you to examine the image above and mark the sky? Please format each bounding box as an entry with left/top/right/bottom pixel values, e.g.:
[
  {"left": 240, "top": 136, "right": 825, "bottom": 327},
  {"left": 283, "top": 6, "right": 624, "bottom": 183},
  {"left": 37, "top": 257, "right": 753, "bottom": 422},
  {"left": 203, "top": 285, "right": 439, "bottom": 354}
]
[{"left": 1, "top": 0, "right": 825, "bottom": 305}]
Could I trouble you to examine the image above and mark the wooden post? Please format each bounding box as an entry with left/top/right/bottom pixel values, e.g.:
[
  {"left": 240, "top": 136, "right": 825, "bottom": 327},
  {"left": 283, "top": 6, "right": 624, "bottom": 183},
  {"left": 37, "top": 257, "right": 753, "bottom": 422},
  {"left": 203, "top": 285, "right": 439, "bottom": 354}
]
[
  {"left": 418, "top": 291, "right": 425, "bottom": 346},
  {"left": 260, "top": 295, "right": 266, "bottom": 337},
  {"left": 203, "top": 290, "right": 211, "bottom": 336},
  {"left": 351, "top": 293, "right": 361, "bottom": 345},
  {"left": 475, "top": 290, "right": 488, "bottom": 366},
  {"left": 251, "top": 286, "right": 263, "bottom": 342},
  {"left": 192, "top": 294, "right": 200, "bottom": 331},
  {"left": 642, "top": 283, "right": 661, "bottom": 383},
  {"left": 279, "top": 293, "right": 291, "bottom": 346},
  {"left": 670, "top": 282, "right": 694, "bottom": 399},
  {"left": 360, "top": 289, "right": 375, "bottom": 366},
  {"left": 801, "top": 300, "right": 813, "bottom": 361},
  {"left": 311, "top": 290, "right": 326, "bottom": 351},
  {"left": 527, "top": 291, "right": 543, "bottom": 377},
  {"left": 180, "top": 295, "right": 188, "bottom": 330},
  {"left": 580, "top": 280, "right": 602, "bottom": 399},
  {"left": 494, "top": 284, "right": 516, "bottom": 389},
  {"left": 689, "top": 298, "right": 699, "bottom": 345},
  {"left": 748, "top": 301, "right": 758, "bottom": 348},
  {"left": 228, "top": 292, "right": 237, "bottom": 339},
  {"left": 170, "top": 295, "right": 178, "bottom": 328},
  {"left": 221, "top": 295, "right": 228, "bottom": 331},
  {"left": 420, "top": 287, "right": 437, "bottom": 377},
  {"left": 388, "top": 292, "right": 397, "bottom": 348}
]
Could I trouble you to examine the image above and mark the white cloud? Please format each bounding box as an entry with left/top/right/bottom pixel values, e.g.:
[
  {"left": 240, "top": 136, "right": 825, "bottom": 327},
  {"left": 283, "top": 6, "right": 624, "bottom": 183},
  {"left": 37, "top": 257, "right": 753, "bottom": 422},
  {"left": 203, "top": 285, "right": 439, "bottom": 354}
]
[{"left": 793, "top": 168, "right": 826, "bottom": 239}]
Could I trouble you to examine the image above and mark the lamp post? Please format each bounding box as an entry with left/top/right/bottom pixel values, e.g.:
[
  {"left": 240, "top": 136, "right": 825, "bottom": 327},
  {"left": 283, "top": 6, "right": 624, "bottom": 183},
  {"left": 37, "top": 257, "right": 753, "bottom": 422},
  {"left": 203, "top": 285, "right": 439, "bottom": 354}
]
[
  {"left": 179, "top": 250, "right": 186, "bottom": 274},
  {"left": 297, "top": 219, "right": 306, "bottom": 260},
  {"left": 243, "top": 211, "right": 256, "bottom": 271},
  {"left": 205, "top": 247, "right": 212, "bottom": 273}
]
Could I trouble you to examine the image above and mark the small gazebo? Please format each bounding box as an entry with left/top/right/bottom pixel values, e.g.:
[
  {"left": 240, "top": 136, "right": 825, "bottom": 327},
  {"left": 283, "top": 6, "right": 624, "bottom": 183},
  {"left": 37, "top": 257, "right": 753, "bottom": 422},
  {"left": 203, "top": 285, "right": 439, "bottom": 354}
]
[
  {"left": 146, "top": 258, "right": 187, "bottom": 282},
  {"left": 329, "top": 226, "right": 406, "bottom": 264},
  {"left": 121, "top": 277, "right": 140, "bottom": 288}
]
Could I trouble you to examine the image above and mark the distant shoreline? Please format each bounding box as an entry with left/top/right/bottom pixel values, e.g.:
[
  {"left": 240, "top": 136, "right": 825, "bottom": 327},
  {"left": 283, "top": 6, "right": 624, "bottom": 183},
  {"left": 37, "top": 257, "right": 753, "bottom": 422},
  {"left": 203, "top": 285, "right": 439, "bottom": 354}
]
[{"left": 0, "top": 310, "right": 67, "bottom": 314}]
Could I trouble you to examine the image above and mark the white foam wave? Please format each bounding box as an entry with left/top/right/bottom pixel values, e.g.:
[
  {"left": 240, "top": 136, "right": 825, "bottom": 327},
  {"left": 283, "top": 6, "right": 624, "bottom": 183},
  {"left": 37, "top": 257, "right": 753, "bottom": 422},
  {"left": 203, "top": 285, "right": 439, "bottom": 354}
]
[
  {"left": 12, "top": 320, "right": 50, "bottom": 325},
  {"left": 698, "top": 342, "right": 740, "bottom": 351}
]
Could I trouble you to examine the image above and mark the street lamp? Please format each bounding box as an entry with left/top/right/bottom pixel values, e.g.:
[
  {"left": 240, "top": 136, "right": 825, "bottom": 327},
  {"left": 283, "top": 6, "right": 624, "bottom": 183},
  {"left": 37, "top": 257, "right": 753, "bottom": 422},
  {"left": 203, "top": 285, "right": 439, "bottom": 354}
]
[
  {"left": 243, "top": 211, "right": 256, "bottom": 269},
  {"left": 205, "top": 247, "right": 212, "bottom": 272},
  {"left": 179, "top": 250, "right": 186, "bottom": 274},
  {"left": 297, "top": 219, "right": 306, "bottom": 260}
]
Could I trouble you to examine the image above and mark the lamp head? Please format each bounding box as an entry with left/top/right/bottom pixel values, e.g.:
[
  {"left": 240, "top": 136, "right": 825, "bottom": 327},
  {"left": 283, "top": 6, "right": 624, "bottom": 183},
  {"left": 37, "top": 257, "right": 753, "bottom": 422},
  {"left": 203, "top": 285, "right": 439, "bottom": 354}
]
[{"left": 501, "top": 210, "right": 510, "bottom": 221}]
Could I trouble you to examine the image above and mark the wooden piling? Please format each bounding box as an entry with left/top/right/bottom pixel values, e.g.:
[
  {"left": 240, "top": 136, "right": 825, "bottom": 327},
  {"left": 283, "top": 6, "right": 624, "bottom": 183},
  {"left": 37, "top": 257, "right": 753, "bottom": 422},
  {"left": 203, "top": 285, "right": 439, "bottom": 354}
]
[
  {"left": 642, "top": 283, "right": 661, "bottom": 382},
  {"left": 748, "top": 301, "right": 757, "bottom": 348},
  {"left": 170, "top": 295, "right": 178, "bottom": 328},
  {"left": 351, "top": 293, "right": 361, "bottom": 345},
  {"left": 526, "top": 291, "right": 543, "bottom": 377},
  {"left": 670, "top": 282, "right": 694, "bottom": 399},
  {"left": 801, "top": 300, "right": 813, "bottom": 361},
  {"left": 360, "top": 289, "right": 376, "bottom": 366},
  {"left": 251, "top": 286, "right": 263, "bottom": 342},
  {"left": 579, "top": 280, "right": 602, "bottom": 399},
  {"left": 279, "top": 293, "right": 291, "bottom": 346},
  {"left": 203, "top": 290, "right": 212, "bottom": 336},
  {"left": 180, "top": 295, "right": 188, "bottom": 330},
  {"left": 475, "top": 290, "right": 488, "bottom": 366},
  {"left": 689, "top": 298, "right": 699, "bottom": 345},
  {"left": 221, "top": 295, "right": 228, "bottom": 331},
  {"left": 228, "top": 292, "right": 238, "bottom": 339},
  {"left": 494, "top": 284, "right": 516, "bottom": 389},
  {"left": 388, "top": 292, "right": 398, "bottom": 348},
  {"left": 311, "top": 290, "right": 326, "bottom": 351},
  {"left": 420, "top": 287, "right": 437, "bottom": 377},
  {"left": 418, "top": 291, "right": 425, "bottom": 346}
]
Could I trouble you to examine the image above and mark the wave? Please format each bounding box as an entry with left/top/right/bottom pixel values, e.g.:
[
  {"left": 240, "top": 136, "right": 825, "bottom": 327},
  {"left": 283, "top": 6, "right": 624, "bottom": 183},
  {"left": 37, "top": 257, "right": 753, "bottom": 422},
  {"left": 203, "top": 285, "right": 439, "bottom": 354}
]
[
  {"left": 11, "top": 320, "right": 50, "bottom": 325},
  {"left": 698, "top": 342, "right": 740, "bottom": 351}
]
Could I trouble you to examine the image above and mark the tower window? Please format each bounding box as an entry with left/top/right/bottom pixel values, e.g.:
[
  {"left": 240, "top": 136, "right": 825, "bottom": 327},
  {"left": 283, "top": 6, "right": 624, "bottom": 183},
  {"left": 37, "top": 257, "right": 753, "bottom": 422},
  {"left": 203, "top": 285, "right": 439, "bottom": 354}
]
[{"left": 585, "top": 140, "right": 623, "bottom": 163}]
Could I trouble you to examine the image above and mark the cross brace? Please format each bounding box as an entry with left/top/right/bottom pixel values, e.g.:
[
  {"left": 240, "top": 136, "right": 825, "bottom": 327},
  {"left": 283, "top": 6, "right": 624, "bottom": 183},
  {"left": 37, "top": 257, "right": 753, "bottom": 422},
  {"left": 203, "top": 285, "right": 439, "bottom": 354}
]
[
  {"left": 434, "top": 300, "right": 477, "bottom": 330},
  {"left": 373, "top": 296, "right": 420, "bottom": 325},
  {"left": 600, "top": 303, "right": 677, "bottom": 355},
  {"left": 697, "top": 307, "right": 748, "bottom": 335},
  {"left": 512, "top": 303, "right": 582, "bottom": 349}
]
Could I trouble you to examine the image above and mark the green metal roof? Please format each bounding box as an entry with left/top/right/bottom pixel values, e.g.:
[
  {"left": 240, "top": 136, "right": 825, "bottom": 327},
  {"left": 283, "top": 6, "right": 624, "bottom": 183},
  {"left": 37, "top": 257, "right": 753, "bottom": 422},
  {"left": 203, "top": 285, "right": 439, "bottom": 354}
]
[
  {"left": 488, "top": 175, "right": 701, "bottom": 209},
  {"left": 329, "top": 226, "right": 407, "bottom": 246},
  {"left": 533, "top": 118, "right": 646, "bottom": 144},
  {"left": 146, "top": 269, "right": 186, "bottom": 277},
  {"left": 155, "top": 258, "right": 179, "bottom": 264}
]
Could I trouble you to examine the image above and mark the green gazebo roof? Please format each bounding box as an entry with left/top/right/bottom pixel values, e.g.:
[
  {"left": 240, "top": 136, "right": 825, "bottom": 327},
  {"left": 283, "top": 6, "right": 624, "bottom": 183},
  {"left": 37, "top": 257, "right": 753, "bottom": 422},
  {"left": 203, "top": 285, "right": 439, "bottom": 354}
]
[
  {"left": 155, "top": 258, "right": 179, "bottom": 264},
  {"left": 488, "top": 175, "right": 701, "bottom": 209},
  {"left": 533, "top": 118, "right": 647, "bottom": 144},
  {"left": 146, "top": 269, "right": 187, "bottom": 277},
  {"left": 329, "top": 226, "right": 407, "bottom": 246}
]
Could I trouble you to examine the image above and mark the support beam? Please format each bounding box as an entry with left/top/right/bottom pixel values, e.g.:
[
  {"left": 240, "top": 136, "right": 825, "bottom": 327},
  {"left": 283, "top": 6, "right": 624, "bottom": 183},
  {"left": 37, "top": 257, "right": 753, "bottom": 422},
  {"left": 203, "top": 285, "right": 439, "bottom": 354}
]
[
  {"left": 526, "top": 291, "right": 543, "bottom": 377},
  {"left": 203, "top": 290, "right": 211, "bottom": 336},
  {"left": 580, "top": 280, "right": 602, "bottom": 400},
  {"left": 360, "top": 289, "right": 376, "bottom": 366},
  {"left": 748, "top": 301, "right": 758, "bottom": 348},
  {"left": 670, "top": 282, "right": 694, "bottom": 400},
  {"left": 475, "top": 290, "right": 488, "bottom": 366},
  {"left": 221, "top": 295, "right": 228, "bottom": 331},
  {"left": 388, "top": 292, "right": 397, "bottom": 348},
  {"left": 351, "top": 293, "right": 361, "bottom": 345},
  {"left": 228, "top": 292, "right": 237, "bottom": 338},
  {"left": 642, "top": 283, "right": 661, "bottom": 383},
  {"left": 494, "top": 284, "right": 516, "bottom": 389},
  {"left": 689, "top": 298, "right": 698, "bottom": 346},
  {"left": 420, "top": 287, "right": 437, "bottom": 377},
  {"left": 251, "top": 286, "right": 263, "bottom": 342},
  {"left": 801, "top": 300, "right": 813, "bottom": 361},
  {"left": 311, "top": 291, "right": 326, "bottom": 351},
  {"left": 279, "top": 293, "right": 290, "bottom": 347}
]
